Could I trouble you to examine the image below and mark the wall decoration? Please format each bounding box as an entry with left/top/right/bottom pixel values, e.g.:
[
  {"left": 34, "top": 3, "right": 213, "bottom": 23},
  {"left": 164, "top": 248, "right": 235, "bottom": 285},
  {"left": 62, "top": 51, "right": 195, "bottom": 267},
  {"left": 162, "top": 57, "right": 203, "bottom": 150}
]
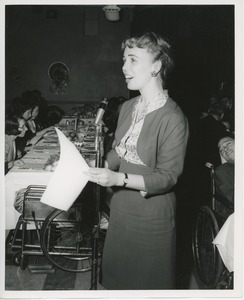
[{"left": 48, "top": 62, "right": 70, "bottom": 94}]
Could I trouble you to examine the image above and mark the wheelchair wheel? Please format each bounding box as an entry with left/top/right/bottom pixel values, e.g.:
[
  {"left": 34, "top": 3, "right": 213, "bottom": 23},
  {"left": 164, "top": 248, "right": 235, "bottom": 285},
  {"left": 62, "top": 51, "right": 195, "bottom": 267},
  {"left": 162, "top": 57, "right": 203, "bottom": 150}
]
[
  {"left": 41, "top": 206, "right": 106, "bottom": 273},
  {"left": 12, "top": 251, "right": 21, "bottom": 266},
  {"left": 192, "top": 205, "right": 224, "bottom": 288},
  {"left": 40, "top": 206, "right": 94, "bottom": 273}
]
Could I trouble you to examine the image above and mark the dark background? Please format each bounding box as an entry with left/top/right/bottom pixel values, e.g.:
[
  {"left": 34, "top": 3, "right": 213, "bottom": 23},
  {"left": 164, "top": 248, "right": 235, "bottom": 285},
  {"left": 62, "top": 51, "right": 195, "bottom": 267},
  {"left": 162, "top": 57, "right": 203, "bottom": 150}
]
[
  {"left": 5, "top": 4, "right": 234, "bottom": 120},
  {"left": 4, "top": 4, "right": 236, "bottom": 289}
]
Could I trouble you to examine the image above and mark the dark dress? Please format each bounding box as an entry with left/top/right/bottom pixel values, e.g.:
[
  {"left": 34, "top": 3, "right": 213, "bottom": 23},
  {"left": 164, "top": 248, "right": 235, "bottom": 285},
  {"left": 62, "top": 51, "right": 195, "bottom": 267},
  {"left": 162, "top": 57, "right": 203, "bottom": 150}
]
[{"left": 100, "top": 96, "right": 189, "bottom": 290}]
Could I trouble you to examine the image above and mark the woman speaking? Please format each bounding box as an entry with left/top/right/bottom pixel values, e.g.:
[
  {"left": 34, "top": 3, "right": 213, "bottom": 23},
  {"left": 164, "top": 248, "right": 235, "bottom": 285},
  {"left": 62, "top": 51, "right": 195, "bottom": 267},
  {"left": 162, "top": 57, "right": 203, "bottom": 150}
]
[{"left": 85, "top": 32, "right": 189, "bottom": 290}]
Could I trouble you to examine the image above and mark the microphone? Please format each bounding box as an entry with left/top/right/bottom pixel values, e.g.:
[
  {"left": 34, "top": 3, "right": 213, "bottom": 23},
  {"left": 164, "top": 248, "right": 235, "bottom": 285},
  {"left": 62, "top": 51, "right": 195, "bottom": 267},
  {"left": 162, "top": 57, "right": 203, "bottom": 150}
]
[{"left": 94, "top": 97, "right": 108, "bottom": 125}]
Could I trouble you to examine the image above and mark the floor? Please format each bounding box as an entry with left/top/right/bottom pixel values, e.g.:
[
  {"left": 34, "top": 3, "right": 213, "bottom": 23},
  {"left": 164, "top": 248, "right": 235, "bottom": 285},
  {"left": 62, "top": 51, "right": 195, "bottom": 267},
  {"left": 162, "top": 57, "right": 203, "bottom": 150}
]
[
  {"left": 4, "top": 224, "right": 200, "bottom": 292},
  {"left": 4, "top": 184, "right": 201, "bottom": 292},
  {"left": 5, "top": 256, "right": 105, "bottom": 291},
  {"left": 4, "top": 256, "right": 199, "bottom": 291}
]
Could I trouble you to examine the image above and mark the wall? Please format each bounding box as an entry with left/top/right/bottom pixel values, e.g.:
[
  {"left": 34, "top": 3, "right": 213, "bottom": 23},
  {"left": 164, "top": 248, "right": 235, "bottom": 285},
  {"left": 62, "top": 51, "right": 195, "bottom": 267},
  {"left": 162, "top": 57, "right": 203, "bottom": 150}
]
[
  {"left": 5, "top": 5, "right": 131, "bottom": 111},
  {"left": 131, "top": 5, "right": 234, "bottom": 118},
  {"left": 5, "top": 5, "right": 235, "bottom": 116}
]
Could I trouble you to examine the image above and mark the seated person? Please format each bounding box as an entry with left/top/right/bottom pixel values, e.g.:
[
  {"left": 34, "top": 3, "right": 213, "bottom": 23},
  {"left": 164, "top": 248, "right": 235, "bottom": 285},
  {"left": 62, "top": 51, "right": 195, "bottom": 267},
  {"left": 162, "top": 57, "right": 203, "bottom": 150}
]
[
  {"left": 10, "top": 93, "right": 35, "bottom": 156},
  {"left": 196, "top": 96, "right": 232, "bottom": 167},
  {"left": 5, "top": 114, "right": 27, "bottom": 174},
  {"left": 47, "top": 105, "right": 65, "bottom": 126},
  {"left": 24, "top": 91, "right": 55, "bottom": 149},
  {"left": 214, "top": 136, "right": 234, "bottom": 203},
  {"left": 31, "top": 89, "right": 50, "bottom": 128},
  {"left": 11, "top": 91, "right": 55, "bottom": 154}
]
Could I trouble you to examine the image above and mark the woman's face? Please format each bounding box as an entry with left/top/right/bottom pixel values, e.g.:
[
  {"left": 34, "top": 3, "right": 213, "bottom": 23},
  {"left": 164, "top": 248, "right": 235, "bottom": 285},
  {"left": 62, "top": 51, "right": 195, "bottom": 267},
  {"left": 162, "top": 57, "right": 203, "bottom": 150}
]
[
  {"left": 122, "top": 46, "right": 155, "bottom": 91},
  {"left": 22, "top": 108, "right": 32, "bottom": 121},
  {"left": 18, "top": 118, "right": 28, "bottom": 137},
  {"left": 31, "top": 106, "right": 39, "bottom": 119}
]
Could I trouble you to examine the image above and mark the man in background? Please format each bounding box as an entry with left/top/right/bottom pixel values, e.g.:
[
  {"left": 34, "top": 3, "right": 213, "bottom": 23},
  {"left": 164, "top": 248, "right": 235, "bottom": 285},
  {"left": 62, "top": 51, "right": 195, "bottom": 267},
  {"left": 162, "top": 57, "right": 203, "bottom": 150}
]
[{"left": 214, "top": 136, "right": 234, "bottom": 203}]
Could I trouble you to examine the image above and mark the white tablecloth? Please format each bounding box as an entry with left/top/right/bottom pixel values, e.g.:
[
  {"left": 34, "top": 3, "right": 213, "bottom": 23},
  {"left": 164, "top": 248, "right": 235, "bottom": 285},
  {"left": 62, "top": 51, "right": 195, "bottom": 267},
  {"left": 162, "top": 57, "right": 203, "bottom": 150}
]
[
  {"left": 5, "top": 133, "right": 59, "bottom": 230},
  {"left": 212, "top": 213, "right": 234, "bottom": 272},
  {"left": 5, "top": 128, "right": 93, "bottom": 230},
  {"left": 5, "top": 170, "right": 53, "bottom": 230}
]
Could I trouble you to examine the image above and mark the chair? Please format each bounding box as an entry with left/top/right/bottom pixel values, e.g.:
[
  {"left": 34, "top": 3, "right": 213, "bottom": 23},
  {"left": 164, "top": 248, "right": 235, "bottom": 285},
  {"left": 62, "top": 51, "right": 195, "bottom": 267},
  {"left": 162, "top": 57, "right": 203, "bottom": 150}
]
[
  {"left": 8, "top": 185, "right": 55, "bottom": 272},
  {"left": 192, "top": 162, "right": 234, "bottom": 289},
  {"left": 8, "top": 184, "right": 106, "bottom": 278}
]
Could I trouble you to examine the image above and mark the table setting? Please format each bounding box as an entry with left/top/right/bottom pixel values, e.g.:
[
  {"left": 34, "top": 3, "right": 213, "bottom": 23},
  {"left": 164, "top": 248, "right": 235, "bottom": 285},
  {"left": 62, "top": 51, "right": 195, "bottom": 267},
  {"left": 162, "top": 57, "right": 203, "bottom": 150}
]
[{"left": 5, "top": 121, "right": 101, "bottom": 230}]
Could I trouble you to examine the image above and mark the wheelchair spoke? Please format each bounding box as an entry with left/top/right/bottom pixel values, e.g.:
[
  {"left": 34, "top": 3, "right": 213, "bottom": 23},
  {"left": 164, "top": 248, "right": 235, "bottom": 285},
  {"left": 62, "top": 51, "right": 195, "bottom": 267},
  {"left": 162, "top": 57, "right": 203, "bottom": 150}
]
[{"left": 40, "top": 207, "right": 106, "bottom": 273}]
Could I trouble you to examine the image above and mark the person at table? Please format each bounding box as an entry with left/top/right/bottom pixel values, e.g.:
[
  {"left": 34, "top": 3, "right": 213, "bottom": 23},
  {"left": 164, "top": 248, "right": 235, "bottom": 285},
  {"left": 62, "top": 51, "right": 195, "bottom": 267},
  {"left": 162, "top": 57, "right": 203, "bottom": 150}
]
[
  {"left": 5, "top": 114, "right": 27, "bottom": 174},
  {"left": 10, "top": 94, "right": 33, "bottom": 157},
  {"left": 85, "top": 32, "right": 189, "bottom": 290},
  {"left": 10, "top": 95, "right": 33, "bottom": 121},
  {"left": 22, "top": 90, "right": 55, "bottom": 147},
  {"left": 11, "top": 91, "right": 54, "bottom": 155},
  {"left": 32, "top": 89, "right": 50, "bottom": 128},
  {"left": 214, "top": 136, "right": 234, "bottom": 203}
]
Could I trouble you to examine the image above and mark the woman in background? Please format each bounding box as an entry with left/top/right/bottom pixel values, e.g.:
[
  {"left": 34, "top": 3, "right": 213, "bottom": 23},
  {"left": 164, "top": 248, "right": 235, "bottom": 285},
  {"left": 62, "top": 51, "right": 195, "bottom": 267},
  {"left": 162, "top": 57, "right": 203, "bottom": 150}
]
[
  {"left": 85, "top": 32, "right": 189, "bottom": 289},
  {"left": 11, "top": 91, "right": 54, "bottom": 155},
  {"left": 21, "top": 90, "right": 54, "bottom": 147},
  {"left": 5, "top": 114, "right": 27, "bottom": 174}
]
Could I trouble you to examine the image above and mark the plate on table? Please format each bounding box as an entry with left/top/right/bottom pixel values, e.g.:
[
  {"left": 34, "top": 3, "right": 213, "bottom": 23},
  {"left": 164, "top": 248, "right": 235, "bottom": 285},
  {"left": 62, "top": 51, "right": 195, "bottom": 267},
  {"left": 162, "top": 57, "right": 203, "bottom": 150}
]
[
  {"left": 34, "top": 145, "right": 58, "bottom": 150},
  {"left": 16, "top": 163, "right": 45, "bottom": 170}
]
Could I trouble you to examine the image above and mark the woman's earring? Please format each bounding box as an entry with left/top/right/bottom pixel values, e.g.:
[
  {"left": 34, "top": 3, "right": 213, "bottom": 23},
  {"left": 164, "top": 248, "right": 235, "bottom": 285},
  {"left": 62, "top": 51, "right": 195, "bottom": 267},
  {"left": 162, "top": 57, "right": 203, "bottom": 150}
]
[{"left": 151, "top": 71, "right": 157, "bottom": 77}]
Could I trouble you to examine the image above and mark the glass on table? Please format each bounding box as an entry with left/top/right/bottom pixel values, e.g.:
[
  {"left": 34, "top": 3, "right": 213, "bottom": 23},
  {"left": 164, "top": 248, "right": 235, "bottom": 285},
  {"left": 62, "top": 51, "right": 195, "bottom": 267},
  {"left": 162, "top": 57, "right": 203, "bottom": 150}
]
[{"left": 76, "top": 124, "right": 90, "bottom": 142}]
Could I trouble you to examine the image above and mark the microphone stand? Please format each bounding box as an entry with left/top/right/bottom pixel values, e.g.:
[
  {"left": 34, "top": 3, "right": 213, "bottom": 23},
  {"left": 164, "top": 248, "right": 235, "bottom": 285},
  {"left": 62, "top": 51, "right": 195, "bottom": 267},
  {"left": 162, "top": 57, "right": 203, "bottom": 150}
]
[{"left": 90, "top": 123, "right": 104, "bottom": 290}]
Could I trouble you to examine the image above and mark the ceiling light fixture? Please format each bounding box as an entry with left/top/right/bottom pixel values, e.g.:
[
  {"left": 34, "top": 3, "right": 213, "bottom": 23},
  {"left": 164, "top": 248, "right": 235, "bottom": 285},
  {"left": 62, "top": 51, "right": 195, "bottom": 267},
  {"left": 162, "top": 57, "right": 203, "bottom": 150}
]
[{"left": 103, "top": 5, "right": 121, "bottom": 21}]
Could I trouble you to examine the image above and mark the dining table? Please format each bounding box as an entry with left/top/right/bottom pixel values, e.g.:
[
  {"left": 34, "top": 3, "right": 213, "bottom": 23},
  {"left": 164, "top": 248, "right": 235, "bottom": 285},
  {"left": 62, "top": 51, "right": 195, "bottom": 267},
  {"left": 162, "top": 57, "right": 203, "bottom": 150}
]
[
  {"left": 5, "top": 124, "right": 99, "bottom": 230},
  {"left": 5, "top": 132, "right": 60, "bottom": 230}
]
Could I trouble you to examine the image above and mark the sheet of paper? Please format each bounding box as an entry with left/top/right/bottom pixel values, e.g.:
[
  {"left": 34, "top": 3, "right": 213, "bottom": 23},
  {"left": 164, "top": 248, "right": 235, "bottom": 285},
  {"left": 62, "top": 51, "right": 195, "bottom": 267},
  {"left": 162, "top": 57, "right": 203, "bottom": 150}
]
[
  {"left": 40, "top": 127, "right": 90, "bottom": 211},
  {"left": 212, "top": 213, "right": 234, "bottom": 272}
]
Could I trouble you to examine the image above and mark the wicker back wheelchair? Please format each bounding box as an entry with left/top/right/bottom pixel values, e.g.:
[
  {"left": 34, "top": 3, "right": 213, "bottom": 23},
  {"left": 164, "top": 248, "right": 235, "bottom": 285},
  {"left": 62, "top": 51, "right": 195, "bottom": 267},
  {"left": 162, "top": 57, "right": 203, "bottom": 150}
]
[
  {"left": 9, "top": 184, "right": 106, "bottom": 274},
  {"left": 192, "top": 162, "right": 234, "bottom": 289}
]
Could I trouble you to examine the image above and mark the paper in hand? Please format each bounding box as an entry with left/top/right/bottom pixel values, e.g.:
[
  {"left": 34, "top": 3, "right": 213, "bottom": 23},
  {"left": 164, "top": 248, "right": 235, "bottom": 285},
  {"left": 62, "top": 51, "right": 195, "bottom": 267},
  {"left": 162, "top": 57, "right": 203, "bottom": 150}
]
[{"left": 41, "top": 127, "right": 90, "bottom": 210}]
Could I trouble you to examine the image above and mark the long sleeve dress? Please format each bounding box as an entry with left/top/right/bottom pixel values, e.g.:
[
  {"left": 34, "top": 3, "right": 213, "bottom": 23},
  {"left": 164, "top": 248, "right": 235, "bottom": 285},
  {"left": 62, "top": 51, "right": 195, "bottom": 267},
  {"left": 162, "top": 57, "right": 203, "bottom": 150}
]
[
  {"left": 5, "top": 134, "right": 16, "bottom": 174},
  {"left": 100, "top": 92, "right": 189, "bottom": 290}
]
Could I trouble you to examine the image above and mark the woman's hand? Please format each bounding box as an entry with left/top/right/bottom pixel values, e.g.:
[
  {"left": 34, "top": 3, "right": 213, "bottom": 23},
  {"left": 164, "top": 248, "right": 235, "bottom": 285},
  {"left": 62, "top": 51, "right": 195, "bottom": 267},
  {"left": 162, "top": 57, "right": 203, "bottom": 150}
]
[
  {"left": 14, "top": 159, "right": 25, "bottom": 166},
  {"left": 41, "top": 126, "right": 55, "bottom": 136},
  {"left": 16, "top": 149, "right": 23, "bottom": 159},
  {"left": 27, "top": 135, "right": 42, "bottom": 147},
  {"left": 87, "top": 159, "right": 96, "bottom": 167},
  {"left": 45, "top": 126, "right": 55, "bottom": 134},
  {"left": 86, "top": 159, "right": 109, "bottom": 168},
  {"left": 37, "top": 126, "right": 56, "bottom": 138},
  {"left": 8, "top": 161, "right": 14, "bottom": 169},
  {"left": 84, "top": 168, "right": 121, "bottom": 187}
]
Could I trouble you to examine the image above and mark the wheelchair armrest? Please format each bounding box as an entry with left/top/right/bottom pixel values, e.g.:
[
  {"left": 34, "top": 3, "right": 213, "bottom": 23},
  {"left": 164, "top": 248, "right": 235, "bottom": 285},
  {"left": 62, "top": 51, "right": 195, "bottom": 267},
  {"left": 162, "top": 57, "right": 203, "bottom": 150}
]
[
  {"left": 215, "top": 194, "right": 234, "bottom": 211},
  {"left": 205, "top": 162, "right": 214, "bottom": 169}
]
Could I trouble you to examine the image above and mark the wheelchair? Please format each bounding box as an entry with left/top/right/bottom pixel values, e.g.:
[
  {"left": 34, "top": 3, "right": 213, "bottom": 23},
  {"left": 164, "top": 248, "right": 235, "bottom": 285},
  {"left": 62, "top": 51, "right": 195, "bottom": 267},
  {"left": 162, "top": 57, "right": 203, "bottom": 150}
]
[
  {"left": 8, "top": 184, "right": 107, "bottom": 274},
  {"left": 192, "top": 162, "right": 234, "bottom": 289}
]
